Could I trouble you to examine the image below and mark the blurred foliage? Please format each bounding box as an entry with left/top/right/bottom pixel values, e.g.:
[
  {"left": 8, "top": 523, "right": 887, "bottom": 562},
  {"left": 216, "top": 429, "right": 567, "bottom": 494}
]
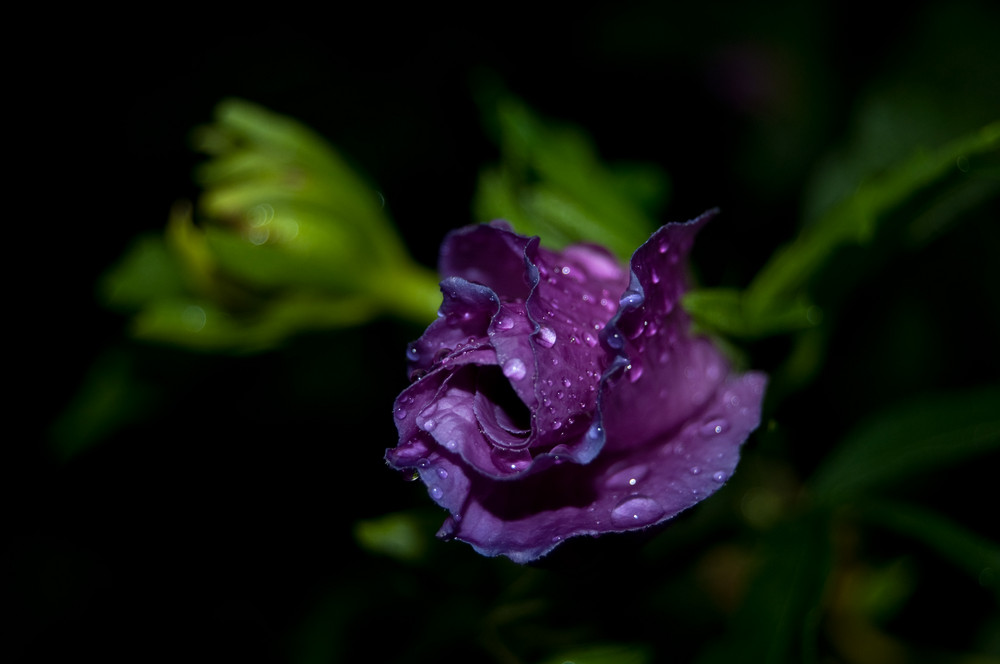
[
  {"left": 473, "top": 92, "right": 667, "bottom": 262},
  {"left": 100, "top": 99, "right": 442, "bottom": 353},
  {"left": 28, "top": 1, "right": 1000, "bottom": 663}
]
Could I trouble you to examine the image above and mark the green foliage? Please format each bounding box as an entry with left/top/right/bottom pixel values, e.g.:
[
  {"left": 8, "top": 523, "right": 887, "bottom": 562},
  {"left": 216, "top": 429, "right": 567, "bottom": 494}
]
[
  {"left": 474, "top": 95, "right": 666, "bottom": 261},
  {"left": 809, "top": 386, "right": 1000, "bottom": 504},
  {"left": 100, "top": 99, "right": 441, "bottom": 353},
  {"left": 535, "top": 643, "right": 652, "bottom": 664},
  {"left": 684, "top": 120, "right": 1000, "bottom": 341}
]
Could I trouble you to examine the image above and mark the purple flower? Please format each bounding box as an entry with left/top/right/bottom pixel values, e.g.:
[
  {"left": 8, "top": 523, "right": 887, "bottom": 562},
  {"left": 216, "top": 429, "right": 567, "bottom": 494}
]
[{"left": 387, "top": 210, "right": 766, "bottom": 563}]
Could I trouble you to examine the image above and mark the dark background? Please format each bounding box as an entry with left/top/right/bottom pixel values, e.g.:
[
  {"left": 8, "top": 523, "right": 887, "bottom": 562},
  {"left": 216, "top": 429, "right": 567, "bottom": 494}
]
[{"left": 16, "top": 1, "right": 1000, "bottom": 662}]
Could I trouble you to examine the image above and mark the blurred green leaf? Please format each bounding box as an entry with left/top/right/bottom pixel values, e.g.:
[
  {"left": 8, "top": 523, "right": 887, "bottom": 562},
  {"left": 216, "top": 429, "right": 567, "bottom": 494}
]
[
  {"left": 809, "top": 385, "right": 1000, "bottom": 504},
  {"left": 474, "top": 95, "right": 665, "bottom": 261},
  {"left": 859, "top": 500, "right": 1000, "bottom": 601},
  {"left": 696, "top": 514, "right": 833, "bottom": 664},
  {"left": 745, "top": 120, "right": 1000, "bottom": 313},
  {"left": 683, "top": 288, "right": 820, "bottom": 339},
  {"left": 686, "top": 120, "right": 1000, "bottom": 341},
  {"left": 100, "top": 99, "right": 442, "bottom": 354},
  {"left": 100, "top": 232, "right": 189, "bottom": 311},
  {"left": 536, "top": 643, "right": 652, "bottom": 664},
  {"left": 354, "top": 511, "right": 430, "bottom": 563},
  {"left": 48, "top": 350, "right": 158, "bottom": 459}
]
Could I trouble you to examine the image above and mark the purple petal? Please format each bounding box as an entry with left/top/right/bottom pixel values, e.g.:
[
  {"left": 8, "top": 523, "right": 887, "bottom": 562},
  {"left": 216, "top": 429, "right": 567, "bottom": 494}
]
[
  {"left": 387, "top": 212, "right": 767, "bottom": 563},
  {"left": 438, "top": 221, "right": 534, "bottom": 300},
  {"left": 442, "top": 369, "right": 765, "bottom": 562},
  {"left": 405, "top": 277, "right": 499, "bottom": 380}
]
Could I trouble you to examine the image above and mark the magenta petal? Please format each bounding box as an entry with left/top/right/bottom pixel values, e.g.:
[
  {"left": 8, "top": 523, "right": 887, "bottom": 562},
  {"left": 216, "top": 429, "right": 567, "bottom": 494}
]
[
  {"left": 387, "top": 212, "right": 767, "bottom": 563},
  {"left": 405, "top": 276, "right": 499, "bottom": 380}
]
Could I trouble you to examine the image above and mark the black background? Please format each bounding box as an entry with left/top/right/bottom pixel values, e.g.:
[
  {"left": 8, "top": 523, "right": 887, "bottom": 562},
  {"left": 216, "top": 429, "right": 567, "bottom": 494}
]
[{"left": 15, "top": 2, "right": 1000, "bottom": 662}]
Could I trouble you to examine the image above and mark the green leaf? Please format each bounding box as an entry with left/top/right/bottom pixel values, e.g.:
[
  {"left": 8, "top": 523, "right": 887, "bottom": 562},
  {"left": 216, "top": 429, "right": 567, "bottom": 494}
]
[
  {"left": 536, "top": 643, "right": 652, "bottom": 664},
  {"left": 696, "top": 514, "right": 833, "bottom": 664},
  {"left": 745, "top": 120, "right": 1000, "bottom": 313},
  {"left": 859, "top": 500, "right": 1000, "bottom": 601},
  {"left": 353, "top": 511, "right": 430, "bottom": 563},
  {"left": 687, "top": 121, "right": 999, "bottom": 342},
  {"left": 683, "top": 288, "right": 821, "bottom": 340},
  {"left": 48, "top": 350, "right": 158, "bottom": 459},
  {"left": 474, "top": 95, "right": 663, "bottom": 261},
  {"left": 99, "top": 233, "right": 189, "bottom": 312},
  {"left": 129, "top": 294, "right": 381, "bottom": 354},
  {"left": 809, "top": 385, "right": 1000, "bottom": 504}
]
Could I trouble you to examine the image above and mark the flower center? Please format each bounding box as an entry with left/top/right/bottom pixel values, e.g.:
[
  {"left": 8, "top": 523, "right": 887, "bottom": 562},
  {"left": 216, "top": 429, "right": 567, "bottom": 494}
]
[{"left": 473, "top": 367, "right": 532, "bottom": 448}]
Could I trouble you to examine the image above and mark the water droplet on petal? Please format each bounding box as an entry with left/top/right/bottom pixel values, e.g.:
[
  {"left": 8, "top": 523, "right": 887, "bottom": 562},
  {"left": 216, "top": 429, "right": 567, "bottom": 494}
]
[
  {"left": 605, "top": 464, "right": 649, "bottom": 489},
  {"left": 537, "top": 326, "right": 557, "bottom": 347},
  {"left": 700, "top": 418, "right": 730, "bottom": 436},
  {"left": 690, "top": 466, "right": 702, "bottom": 475},
  {"left": 436, "top": 467, "right": 449, "bottom": 479},
  {"left": 583, "top": 332, "right": 598, "bottom": 347},
  {"left": 430, "top": 486, "right": 443, "bottom": 500},
  {"left": 611, "top": 496, "right": 664, "bottom": 528},
  {"left": 394, "top": 407, "right": 407, "bottom": 420},
  {"left": 712, "top": 471, "right": 727, "bottom": 483},
  {"left": 422, "top": 419, "right": 437, "bottom": 432},
  {"left": 620, "top": 292, "right": 643, "bottom": 309},
  {"left": 605, "top": 330, "right": 624, "bottom": 350},
  {"left": 502, "top": 358, "right": 527, "bottom": 380},
  {"left": 586, "top": 424, "right": 604, "bottom": 442},
  {"left": 496, "top": 315, "right": 515, "bottom": 330}
]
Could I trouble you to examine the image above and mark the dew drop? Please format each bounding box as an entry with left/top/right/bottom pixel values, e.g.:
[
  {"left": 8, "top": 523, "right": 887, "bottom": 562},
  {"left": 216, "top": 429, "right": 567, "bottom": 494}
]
[
  {"left": 586, "top": 424, "right": 604, "bottom": 442},
  {"left": 605, "top": 464, "right": 649, "bottom": 489},
  {"left": 712, "top": 471, "right": 727, "bottom": 483},
  {"left": 436, "top": 467, "right": 449, "bottom": 479},
  {"left": 430, "top": 486, "right": 443, "bottom": 500},
  {"left": 537, "top": 326, "right": 557, "bottom": 347},
  {"left": 422, "top": 419, "right": 437, "bottom": 432},
  {"left": 502, "top": 358, "right": 528, "bottom": 380},
  {"left": 394, "top": 407, "right": 407, "bottom": 420},
  {"left": 620, "top": 291, "right": 643, "bottom": 309},
  {"left": 611, "top": 496, "right": 665, "bottom": 528},
  {"left": 495, "top": 315, "right": 515, "bottom": 330},
  {"left": 583, "top": 332, "right": 598, "bottom": 347},
  {"left": 700, "top": 418, "right": 730, "bottom": 436},
  {"left": 406, "top": 344, "right": 420, "bottom": 362},
  {"left": 690, "top": 466, "right": 702, "bottom": 475}
]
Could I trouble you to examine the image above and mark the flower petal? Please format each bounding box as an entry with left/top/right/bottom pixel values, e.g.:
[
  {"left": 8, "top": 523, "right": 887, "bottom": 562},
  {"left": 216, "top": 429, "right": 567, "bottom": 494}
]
[
  {"left": 438, "top": 220, "right": 534, "bottom": 300},
  {"left": 520, "top": 240, "right": 629, "bottom": 462},
  {"left": 405, "top": 276, "right": 499, "bottom": 380},
  {"left": 441, "top": 369, "right": 766, "bottom": 562}
]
